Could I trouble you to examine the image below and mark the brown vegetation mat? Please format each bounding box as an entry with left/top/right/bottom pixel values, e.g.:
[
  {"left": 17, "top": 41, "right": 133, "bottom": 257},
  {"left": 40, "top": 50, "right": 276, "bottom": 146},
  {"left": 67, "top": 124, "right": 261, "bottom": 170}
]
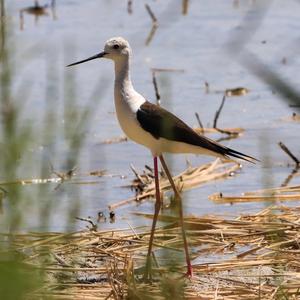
[
  {"left": 109, "top": 159, "right": 241, "bottom": 210},
  {"left": 6, "top": 204, "right": 300, "bottom": 299},
  {"left": 210, "top": 184, "right": 300, "bottom": 204}
]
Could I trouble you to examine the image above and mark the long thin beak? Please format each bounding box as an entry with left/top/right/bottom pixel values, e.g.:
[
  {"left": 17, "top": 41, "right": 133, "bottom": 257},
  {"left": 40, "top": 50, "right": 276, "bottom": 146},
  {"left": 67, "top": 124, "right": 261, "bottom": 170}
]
[{"left": 66, "top": 51, "right": 106, "bottom": 67}]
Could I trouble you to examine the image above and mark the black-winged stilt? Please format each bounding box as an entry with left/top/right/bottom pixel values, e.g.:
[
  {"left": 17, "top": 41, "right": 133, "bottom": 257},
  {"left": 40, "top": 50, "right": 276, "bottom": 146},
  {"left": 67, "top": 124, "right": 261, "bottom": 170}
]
[{"left": 67, "top": 37, "right": 256, "bottom": 279}]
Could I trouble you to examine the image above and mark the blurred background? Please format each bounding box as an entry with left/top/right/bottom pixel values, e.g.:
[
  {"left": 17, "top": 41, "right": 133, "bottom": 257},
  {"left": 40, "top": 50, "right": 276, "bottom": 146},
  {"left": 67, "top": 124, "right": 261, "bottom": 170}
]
[{"left": 0, "top": 0, "right": 299, "bottom": 234}]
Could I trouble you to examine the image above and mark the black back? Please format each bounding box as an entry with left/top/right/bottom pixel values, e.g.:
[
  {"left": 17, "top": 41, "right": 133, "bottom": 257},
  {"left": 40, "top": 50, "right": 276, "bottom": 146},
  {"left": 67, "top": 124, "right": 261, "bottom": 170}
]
[{"left": 136, "top": 101, "right": 256, "bottom": 162}]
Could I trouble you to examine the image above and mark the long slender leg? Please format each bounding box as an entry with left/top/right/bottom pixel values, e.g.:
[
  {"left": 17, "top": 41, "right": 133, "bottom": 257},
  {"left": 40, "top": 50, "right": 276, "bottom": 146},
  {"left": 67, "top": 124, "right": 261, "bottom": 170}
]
[
  {"left": 159, "top": 155, "right": 193, "bottom": 277},
  {"left": 144, "top": 156, "right": 161, "bottom": 280}
]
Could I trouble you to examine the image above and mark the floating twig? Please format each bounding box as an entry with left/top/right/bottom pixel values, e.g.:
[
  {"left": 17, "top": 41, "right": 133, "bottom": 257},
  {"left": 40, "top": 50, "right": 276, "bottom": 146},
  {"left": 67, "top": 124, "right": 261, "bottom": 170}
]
[
  {"left": 151, "top": 70, "right": 160, "bottom": 105},
  {"left": 127, "top": 0, "right": 133, "bottom": 14},
  {"left": 150, "top": 68, "right": 184, "bottom": 105},
  {"left": 194, "top": 127, "right": 244, "bottom": 135},
  {"left": 50, "top": 164, "right": 76, "bottom": 190},
  {"left": 101, "top": 135, "right": 128, "bottom": 144},
  {"left": 225, "top": 87, "right": 249, "bottom": 97},
  {"left": 211, "top": 95, "right": 240, "bottom": 136},
  {"left": 75, "top": 216, "right": 97, "bottom": 231},
  {"left": 145, "top": 3, "right": 158, "bottom": 45},
  {"left": 215, "top": 127, "right": 239, "bottom": 136},
  {"left": 151, "top": 68, "right": 184, "bottom": 73},
  {"left": 50, "top": 163, "right": 76, "bottom": 180},
  {"left": 145, "top": 24, "right": 157, "bottom": 46},
  {"left": 195, "top": 112, "right": 204, "bottom": 133},
  {"left": 280, "top": 167, "right": 299, "bottom": 187},
  {"left": 278, "top": 141, "right": 300, "bottom": 187},
  {"left": 210, "top": 184, "right": 300, "bottom": 204},
  {"left": 210, "top": 192, "right": 300, "bottom": 204},
  {"left": 89, "top": 170, "right": 106, "bottom": 177},
  {"left": 130, "top": 163, "right": 147, "bottom": 186},
  {"left": 213, "top": 95, "right": 226, "bottom": 129},
  {"left": 145, "top": 3, "right": 157, "bottom": 24},
  {"left": 182, "top": 0, "right": 189, "bottom": 15},
  {"left": 204, "top": 81, "right": 210, "bottom": 93},
  {"left": 278, "top": 141, "right": 300, "bottom": 166}
]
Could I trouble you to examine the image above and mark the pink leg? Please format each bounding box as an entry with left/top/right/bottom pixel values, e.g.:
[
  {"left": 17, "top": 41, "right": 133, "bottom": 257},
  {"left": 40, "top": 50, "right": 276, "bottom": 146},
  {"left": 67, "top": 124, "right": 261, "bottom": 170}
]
[
  {"left": 159, "top": 155, "right": 193, "bottom": 277},
  {"left": 144, "top": 156, "right": 161, "bottom": 280}
]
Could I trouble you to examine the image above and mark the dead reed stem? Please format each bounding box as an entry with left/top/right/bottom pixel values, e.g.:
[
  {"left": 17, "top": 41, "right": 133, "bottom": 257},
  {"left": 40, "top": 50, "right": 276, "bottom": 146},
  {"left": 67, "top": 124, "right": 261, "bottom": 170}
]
[
  {"left": 278, "top": 141, "right": 300, "bottom": 166},
  {"left": 109, "top": 159, "right": 241, "bottom": 210},
  {"left": 210, "top": 184, "right": 300, "bottom": 204},
  {"left": 213, "top": 95, "right": 226, "bottom": 129},
  {"left": 6, "top": 203, "right": 300, "bottom": 299}
]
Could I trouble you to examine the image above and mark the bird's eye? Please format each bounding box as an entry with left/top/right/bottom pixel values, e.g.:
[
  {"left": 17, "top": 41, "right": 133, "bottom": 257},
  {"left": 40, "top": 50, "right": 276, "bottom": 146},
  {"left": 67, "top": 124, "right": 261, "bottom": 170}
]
[{"left": 113, "top": 44, "right": 119, "bottom": 49}]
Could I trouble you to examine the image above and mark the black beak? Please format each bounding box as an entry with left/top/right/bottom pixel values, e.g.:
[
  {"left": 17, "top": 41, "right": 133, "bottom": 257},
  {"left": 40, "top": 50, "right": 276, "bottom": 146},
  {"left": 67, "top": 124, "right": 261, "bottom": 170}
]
[{"left": 66, "top": 51, "right": 106, "bottom": 67}]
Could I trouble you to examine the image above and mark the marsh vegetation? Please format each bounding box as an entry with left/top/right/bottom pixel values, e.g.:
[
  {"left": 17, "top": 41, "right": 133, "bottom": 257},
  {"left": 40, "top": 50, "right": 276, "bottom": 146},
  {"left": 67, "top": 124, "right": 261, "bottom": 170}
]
[{"left": 0, "top": 0, "right": 299, "bottom": 299}]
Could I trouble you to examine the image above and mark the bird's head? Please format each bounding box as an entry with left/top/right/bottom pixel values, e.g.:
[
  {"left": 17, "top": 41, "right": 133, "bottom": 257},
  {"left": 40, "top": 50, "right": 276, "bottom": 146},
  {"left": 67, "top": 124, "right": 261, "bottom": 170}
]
[
  {"left": 103, "top": 37, "right": 131, "bottom": 60},
  {"left": 66, "top": 37, "right": 131, "bottom": 67}
]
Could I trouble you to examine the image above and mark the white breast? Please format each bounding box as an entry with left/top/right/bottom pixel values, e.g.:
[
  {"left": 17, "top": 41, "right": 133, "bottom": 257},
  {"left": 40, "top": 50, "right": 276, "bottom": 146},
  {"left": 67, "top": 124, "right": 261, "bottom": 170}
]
[{"left": 114, "top": 86, "right": 160, "bottom": 153}]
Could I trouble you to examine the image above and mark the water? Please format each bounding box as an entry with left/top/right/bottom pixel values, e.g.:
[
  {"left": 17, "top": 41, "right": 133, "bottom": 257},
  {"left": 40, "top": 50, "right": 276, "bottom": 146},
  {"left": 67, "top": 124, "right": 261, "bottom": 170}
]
[{"left": 0, "top": 0, "right": 299, "bottom": 232}]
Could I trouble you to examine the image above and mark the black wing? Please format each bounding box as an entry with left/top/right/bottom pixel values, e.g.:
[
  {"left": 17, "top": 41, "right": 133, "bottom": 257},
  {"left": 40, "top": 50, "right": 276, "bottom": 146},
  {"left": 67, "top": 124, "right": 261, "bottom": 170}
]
[{"left": 136, "top": 101, "right": 257, "bottom": 162}]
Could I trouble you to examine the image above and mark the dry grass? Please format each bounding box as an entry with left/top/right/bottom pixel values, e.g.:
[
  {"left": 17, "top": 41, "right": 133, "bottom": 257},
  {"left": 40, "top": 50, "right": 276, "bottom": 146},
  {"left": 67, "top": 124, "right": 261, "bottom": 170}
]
[
  {"left": 210, "top": 184, "right": 300, "bottom": 204},
  {"left": 109, "top": 159, "right": 241, "bottom": 210},
  {"left": 4, "top": 203, "right": 300, "bottom": 299}
]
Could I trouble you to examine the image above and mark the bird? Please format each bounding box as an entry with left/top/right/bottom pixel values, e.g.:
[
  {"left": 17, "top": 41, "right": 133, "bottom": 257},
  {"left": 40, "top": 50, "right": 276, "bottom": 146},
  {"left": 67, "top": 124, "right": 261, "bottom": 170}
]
[{"left": 67, "top": 37, "right": 257, "bottom": 279}]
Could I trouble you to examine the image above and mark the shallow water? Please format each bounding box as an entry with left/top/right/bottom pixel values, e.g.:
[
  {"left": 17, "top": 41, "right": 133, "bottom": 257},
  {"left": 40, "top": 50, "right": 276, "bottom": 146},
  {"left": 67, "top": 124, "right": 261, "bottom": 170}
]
[{"left": 0, "top": 0, "right": 299, "bottom": 232}]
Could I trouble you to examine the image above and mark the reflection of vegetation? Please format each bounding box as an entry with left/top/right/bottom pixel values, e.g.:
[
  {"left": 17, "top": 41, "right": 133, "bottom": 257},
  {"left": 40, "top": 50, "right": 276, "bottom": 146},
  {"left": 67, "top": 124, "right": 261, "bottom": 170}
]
[
  {"left": 0, "top": 1, "right": 32, "bottom": 232},
  {"left": 226, "top": 1, "right": 300, "bottom": 109},
  {"left": 0, "top": 3, "right": 106, "bottom": 298},
  {"left": 241, "top": 51, "right": 300, "bottom": 109},
  {"left": 0, "top": 6, "right": 41, "bottom": 298},
  {"left": 0, "top": 0, "right": 5, "bottom": 55},
  {"left": 0, "top": 258, "right": 42, "bottom": 300}
]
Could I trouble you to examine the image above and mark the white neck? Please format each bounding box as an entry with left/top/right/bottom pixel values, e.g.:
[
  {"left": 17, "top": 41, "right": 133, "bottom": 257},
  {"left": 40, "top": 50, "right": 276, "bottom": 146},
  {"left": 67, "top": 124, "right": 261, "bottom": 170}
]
[
  {"left": 113, "top": 55, "right": 145, "bottom": 112},
  {"left": 114, "top": 56, "right": 133, "bottom": 92}
]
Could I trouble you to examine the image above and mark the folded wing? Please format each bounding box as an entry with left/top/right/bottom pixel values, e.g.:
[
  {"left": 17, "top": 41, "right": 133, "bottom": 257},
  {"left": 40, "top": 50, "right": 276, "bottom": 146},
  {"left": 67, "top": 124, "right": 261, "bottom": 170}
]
[{"left": 136, "top": 101, "right": 257, "bottom": 162}]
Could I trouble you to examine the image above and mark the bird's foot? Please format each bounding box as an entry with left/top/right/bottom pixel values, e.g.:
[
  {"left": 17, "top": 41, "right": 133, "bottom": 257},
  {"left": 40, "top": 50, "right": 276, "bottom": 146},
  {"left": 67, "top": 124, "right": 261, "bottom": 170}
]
[
  {"left": 142, "top": 256, "right": 153, "bottom": 282},
  {"left": 182, "top": 265, "right": 193, "bottom": 280},
  {"left": 185, "top": 268, "right": 193, "bottom": 279}
]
